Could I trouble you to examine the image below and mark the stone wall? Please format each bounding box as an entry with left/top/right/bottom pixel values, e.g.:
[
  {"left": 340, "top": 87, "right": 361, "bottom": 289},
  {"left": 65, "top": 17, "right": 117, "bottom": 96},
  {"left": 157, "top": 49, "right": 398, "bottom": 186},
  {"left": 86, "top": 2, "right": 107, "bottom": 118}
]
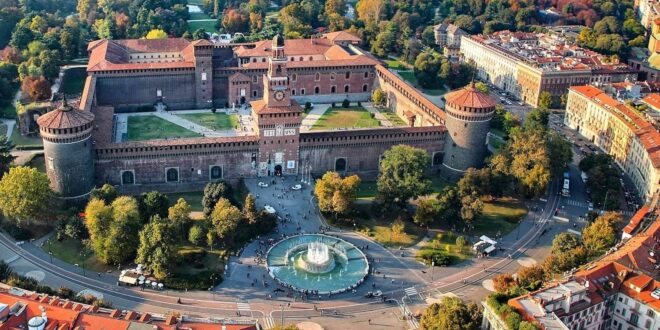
[
  {"left": 44, "top": 136, "right": 95, "bottom": 199},
  {"left": 300, "top": 126, "right": 445, "bottom": 179}
]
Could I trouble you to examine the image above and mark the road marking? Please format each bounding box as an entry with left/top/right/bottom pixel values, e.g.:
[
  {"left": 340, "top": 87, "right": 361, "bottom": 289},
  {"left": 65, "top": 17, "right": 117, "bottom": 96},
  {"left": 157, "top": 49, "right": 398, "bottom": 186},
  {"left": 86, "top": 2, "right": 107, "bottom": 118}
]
[
  {"left": 399, "top": 303, "right": 419, "bottom": 329},
  {"left": 237, "top": 302, "right": 251, "bottom": 311},
  {"left": 263, "top": 316, "right": 275, "bottom": 329},
  {"left": 404, "top": 287, "right": 418, "bottom": 297}
]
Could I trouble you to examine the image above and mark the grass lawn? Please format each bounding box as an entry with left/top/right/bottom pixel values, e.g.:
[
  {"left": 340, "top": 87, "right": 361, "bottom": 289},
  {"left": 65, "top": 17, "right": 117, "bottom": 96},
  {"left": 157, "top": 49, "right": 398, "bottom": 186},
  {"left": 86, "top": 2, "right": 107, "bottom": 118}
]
[
  {"left": 398, "top": 71, "right": 448, "bottom": 96},
  {"left": 165, "top": 191, "right": 204, "bottom": 212},
  {"left": 42, "top": 238, "right": 114, "bottom": 273},
  {"left": 474, "top": 198, "right": 528, "bottom": 237},
  {"left": 0, "top": 104, "right": 16, "bottom": 119},
  {"left": 350, "top": 205, "right": 426, "bottom": 248},
  {"left": 187, "top": 0, "right": 205, "bottom": 4},
  {"left": 126, "top": 115, "right": 201, "bottom": 141},
  {"left": 417, "top": 231, "right": 472, "bottom": 266},
  {"left": 178, "top": 112, "right": 238, "bottom": 131},
  {"left": 187, "top": 20, "right": 218, "bottom": 33},
  {"left": 311, "top": 107, "right": 380, "bottom": 130},
  {"left": 26, "top": 154, "right": 45, "bottom": 172},
  {"left": 380, "top": 111, "right": 407, "bottom": 126},
  {"left": 383, "top": 59, "right": 410, "bottom": 70},
  {"left": 357, "top": 176, "right": 451, "bottom": 201},
  {"left": 61, "top": 75, "right": 87, "bottom": 96},
  {"left": 188, "top": 12, "right": 211, "bottom": 20},
  {"left": 10, "top": 125, "right": 43, "bottom": 148}
]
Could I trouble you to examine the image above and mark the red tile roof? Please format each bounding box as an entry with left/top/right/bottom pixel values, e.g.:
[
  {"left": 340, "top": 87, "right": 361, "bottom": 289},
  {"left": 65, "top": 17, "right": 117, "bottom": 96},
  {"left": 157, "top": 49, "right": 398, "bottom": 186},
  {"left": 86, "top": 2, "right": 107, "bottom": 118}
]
[
  {"left": 322, "top": 31, "right": 361, "bottom": 44},
  {"left": 444, "top": 82, "right": 497, "bottom": 108},
  {"left": 250, "top": 99, "right": 303, "bottom": 114},
  {"left": 623, "top": 206, "right": 650, "bottom": 235},
  {"left": 234, "top": 38, "right": 334, "bottom": 58},
  {"left": 87, "top": 38, "right": 195, "bottom": 72},
  {"left": 643, "top": 93, "right": 660, "bottom": 110},
  {"left": 36, "top": 102, "right": 95, "bottom": 130}
]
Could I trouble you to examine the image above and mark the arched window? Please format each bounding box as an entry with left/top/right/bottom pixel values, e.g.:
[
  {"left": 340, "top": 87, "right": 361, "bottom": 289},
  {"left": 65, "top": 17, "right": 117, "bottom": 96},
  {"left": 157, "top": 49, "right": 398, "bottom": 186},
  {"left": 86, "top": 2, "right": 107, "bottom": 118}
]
[
  {"left": 121, "top": 171, "right": 134, "bottom": 185},
  {"left": 301, "top": 88, "right": 305, "bottom": 95},
  {"left": 335, "top": 158, "right": 347, "bottom": 172},
  {"left": 331, "top": 86, "right": 336, "bottom": 93},
  {"left": 344, "top": 85, "right": 349, "bottom": 93},
  {"left": 253, "top": 90, "right": 257, "bottom": 97},
  {"left": 299, "top": 56, "right": 303, "bottom": 61},
  {"left": 262, "top": 58, "right": 266, "bottom": 62},
  {"left": 292, "top": 73, "right": 297, "bottom": 81},
  {"left": 166, "top": 168, "right": 179, "bottom": 182},
  {"left": 210, "top": 165, "right": 222, "bottom": 180},
  {"left": 291, "top": 89, "right": 296, "bottom": 95},
  {"left": 315, "top": 73, "right": 320, "bottom": 81},
  {"left": 362, "top": 84, "right": 368, "bottom": 92},
  {"left": 315, "top": 86, "right": 319, "bottom": 94}
]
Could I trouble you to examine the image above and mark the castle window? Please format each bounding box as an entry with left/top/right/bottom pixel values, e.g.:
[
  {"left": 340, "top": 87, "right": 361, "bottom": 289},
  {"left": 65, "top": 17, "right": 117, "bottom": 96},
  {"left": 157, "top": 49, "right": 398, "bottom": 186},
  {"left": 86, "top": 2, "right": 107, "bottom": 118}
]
[
  {"left": 335, "top": 158, "right": 347, "bottom": 172},
  {"left": 252, "top": 58, "right": 257, "bottom": 63},
  {"left": 330, "top": 72, "right": 336, "bottom": 80},
  {"left": 315, "top": 86, "right": 319, "bottom": 94},
  {"left": 309, "top": 56, "right": 313, "bottom": 61},
  {"left": 292, "top": 73, "right": 297, "bottom": 81},
  {"left": 344, "top": 85, "right": 349, "bottom": 93},
  {"left": 290, "top": 57, "right": 295, "bottom": 61},
  {"left": 209, "top": 165, "right": 223, "bottom": 180},
  {"left": 331, "top": 86, "right": 336, "bottom": 93},
  {"left": 292, "top": 89, "right": 296, "bottom": 95},
  {"left": 345, "top": 72, "right": 350, "bottom": 79},
  {"left": 364, "top": 72, "right": 369, "bottom": 78},
  {"left": 262, "top": 58, "right": 266, "bottom": 62},
  {"left": 253, "top": 90, "right": 257, "bottom": 97},
  {"left": 252, "top": 75, "right": 258, "bottom": 83},
  {"left": 299, "top": 57, "right": 303, "bottom": 61},
  {"left": 166, "top": 168, "right": 179, "bottom": 182},
  {"left": 301, "top": 88, "right": 305, "bottom": 95},
  {"left": 121, "top": 170, "right": 135, "bottom": 185},
  {"left": 315, "top": 73, "right": 320, "bottom": 81}
]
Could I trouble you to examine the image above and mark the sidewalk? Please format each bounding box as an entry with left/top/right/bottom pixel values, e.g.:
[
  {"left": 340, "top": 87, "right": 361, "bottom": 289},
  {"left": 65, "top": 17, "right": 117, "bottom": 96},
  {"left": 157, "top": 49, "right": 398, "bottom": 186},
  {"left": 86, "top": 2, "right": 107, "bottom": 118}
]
[{"left": 300, "top": 105, "right": 330, "bottom": 132}]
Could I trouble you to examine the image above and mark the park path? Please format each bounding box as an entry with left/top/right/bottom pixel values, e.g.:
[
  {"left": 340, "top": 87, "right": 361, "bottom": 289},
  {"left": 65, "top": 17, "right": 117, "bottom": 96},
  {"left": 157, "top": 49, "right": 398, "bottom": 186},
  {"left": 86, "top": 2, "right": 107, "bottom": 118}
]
[
  {"left": 299, "top": 104, "right": 330, "bottom": 132},
  {"left": 363, "top": 104, "right": 394, "bottom": 127}
]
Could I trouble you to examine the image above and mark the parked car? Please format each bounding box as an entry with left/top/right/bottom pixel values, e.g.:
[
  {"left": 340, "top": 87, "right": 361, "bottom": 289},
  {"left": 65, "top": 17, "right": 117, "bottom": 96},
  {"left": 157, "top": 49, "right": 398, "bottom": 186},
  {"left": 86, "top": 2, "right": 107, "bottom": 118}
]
[{"left": 258, "top": 182, "right": 269, "bottom": 188}]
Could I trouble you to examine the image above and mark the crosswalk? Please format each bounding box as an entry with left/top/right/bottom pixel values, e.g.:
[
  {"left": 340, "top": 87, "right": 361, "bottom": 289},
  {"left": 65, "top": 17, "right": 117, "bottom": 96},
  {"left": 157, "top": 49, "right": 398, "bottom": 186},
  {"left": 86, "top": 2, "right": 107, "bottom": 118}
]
[
  {"left": 404, "top": 286, "right": 418, "bottom": 297},
  {"left": 263, "top": 316, "right": 276, "bottom": 329},
  {"left": 564, "top": 199, "right": 589, "bottom": 208},
  {"left": 237, "top": 302, "right": 251, "bottom": 316},
  {"left": 399, "top": 302, "right": 420, "bottom": 329}
]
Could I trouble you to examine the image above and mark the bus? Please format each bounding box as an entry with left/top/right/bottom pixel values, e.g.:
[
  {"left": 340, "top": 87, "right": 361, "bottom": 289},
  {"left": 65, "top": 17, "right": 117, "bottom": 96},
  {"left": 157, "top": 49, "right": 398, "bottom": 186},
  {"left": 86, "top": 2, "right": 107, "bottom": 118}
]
[{"left": 562, "top": 178, "right": 570, "bottom": 196}]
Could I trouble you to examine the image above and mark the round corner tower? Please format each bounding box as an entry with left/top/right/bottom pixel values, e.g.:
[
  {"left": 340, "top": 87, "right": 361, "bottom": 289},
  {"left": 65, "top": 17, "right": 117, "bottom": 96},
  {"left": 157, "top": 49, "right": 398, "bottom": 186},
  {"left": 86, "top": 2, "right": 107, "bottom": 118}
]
[
  {"left": 36, "top": 98, "right": 96, "bottom": 200},
  {"left": 441, "top": 82, "right": 496, "bottom": 180}
]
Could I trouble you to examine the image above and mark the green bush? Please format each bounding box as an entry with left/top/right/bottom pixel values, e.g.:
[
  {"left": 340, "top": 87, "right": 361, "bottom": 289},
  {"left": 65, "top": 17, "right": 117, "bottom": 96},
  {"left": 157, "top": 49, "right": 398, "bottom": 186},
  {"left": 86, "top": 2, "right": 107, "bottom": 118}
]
[
  {"left": 177, "top": 248, "right": 207, "bottom": 264},
  {"left": 342, "top": 99, "right": 350, "bottom": 108},
  {"left": 1, "top": 220, "right": 32, "bottom": 240},
  {"left": 331, "top": 102, "right": 336, "bottom": 108},
  {"left": 357, "top": 101, "right": 362, "bottom": 107},
  {"left": 505, "top": 312, "right": 522, "bottom": 330},
  {"left": 163, "top": 270, "right": 222, "bottom": 290},
  {"left": 417, "top": 249, "right": 450, "bottom": 266}
]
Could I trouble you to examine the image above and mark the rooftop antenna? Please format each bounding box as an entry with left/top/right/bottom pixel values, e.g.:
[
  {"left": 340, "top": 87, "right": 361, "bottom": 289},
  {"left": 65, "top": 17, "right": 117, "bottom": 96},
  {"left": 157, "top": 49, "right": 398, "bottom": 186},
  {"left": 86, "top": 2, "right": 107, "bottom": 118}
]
[{"left": 62, "top": 93, "right": 67, "bottom": 107}]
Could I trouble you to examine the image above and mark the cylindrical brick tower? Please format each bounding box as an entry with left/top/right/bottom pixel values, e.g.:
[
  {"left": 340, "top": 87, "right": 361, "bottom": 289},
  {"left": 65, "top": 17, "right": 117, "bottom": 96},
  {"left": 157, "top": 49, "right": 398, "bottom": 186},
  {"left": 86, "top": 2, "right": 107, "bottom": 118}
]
[
  {"left": 441, "top": 82, "right": 496, "bottom": 180},
  {"left": 37, "top": 98, "right": 96, "bottom": 200}
]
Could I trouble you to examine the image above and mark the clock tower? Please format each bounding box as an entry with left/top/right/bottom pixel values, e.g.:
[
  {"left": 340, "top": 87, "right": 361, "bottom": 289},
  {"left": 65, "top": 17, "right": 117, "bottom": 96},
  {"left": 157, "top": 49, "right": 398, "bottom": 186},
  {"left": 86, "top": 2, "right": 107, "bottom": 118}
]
[
  {"left": 264, "top": 34, "right": 290, "bottom": 108},
  {"left": 250, "top": 34, "right": 303, "bottom": 177}
]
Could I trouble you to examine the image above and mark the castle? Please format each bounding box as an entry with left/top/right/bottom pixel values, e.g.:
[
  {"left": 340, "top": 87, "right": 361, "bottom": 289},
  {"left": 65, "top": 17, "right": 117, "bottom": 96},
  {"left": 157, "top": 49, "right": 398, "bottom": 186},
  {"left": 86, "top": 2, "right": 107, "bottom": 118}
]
[{"left": 36, "top": 33, "right": 496, "bottom": 199}]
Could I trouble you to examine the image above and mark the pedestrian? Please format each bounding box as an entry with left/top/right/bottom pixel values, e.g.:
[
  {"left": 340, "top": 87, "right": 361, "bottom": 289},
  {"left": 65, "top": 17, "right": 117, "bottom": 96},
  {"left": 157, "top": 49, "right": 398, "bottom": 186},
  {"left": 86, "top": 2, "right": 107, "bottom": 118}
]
[{"left": 368, "top": 319, "right": 371, "bottom": 325}]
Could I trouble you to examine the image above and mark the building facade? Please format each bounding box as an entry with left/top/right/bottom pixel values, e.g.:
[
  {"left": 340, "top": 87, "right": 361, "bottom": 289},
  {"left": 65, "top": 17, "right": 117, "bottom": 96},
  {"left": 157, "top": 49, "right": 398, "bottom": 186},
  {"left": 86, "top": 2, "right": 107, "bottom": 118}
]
[
  {"left": 38, "top": 33, "right": 489, "bottom": 198},
  {"left": 564, "top": 85, "right": 660, "bottom": 203},
  {"left": 461, "top": 31, "right": 638, "bottom": 107}
]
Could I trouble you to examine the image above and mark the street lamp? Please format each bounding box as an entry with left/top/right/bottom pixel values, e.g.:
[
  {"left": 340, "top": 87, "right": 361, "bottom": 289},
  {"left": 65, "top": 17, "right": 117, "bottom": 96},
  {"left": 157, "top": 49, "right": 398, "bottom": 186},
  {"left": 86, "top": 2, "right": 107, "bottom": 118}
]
[
  {"left": 48, "top": 240, "right": 53, "bottom": 264},
  {"left": 280, "top": 303, "right": 285, "bottom": 327}
]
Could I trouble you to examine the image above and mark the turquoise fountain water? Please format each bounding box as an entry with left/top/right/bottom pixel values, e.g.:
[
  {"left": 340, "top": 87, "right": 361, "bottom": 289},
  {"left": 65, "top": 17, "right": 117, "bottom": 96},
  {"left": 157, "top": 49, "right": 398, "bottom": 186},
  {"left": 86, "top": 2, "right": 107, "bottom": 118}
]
[{"left": 266, "top": 234, "right": 369, "bottom": 294}]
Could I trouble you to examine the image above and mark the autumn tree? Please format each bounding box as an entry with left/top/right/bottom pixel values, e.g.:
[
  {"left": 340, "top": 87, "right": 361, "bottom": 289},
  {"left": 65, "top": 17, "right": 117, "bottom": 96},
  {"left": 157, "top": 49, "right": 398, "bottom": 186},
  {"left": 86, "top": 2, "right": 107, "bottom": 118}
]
[
  {"left": 189, "top": 224, "right": 205, "bottom": 245},
  {"left": 377, "top": 145, "right": 431, "bottom": 206},
  {"left": 371, "top": 88, "right": 386, "bottom": 107},
  {"left": 420, "top": 296, "right": 482, "bottom": 330},
  {"left": 242, "top": 194, "right": 258, "bottom": 225},
  {"left": 516, "top": 265, "right": 546, "bottom": 288},
  {"left": 0, "top": 166, "right": 51, "bottom": 223},
  {"left": 210, "top": 198, "right": 241, "bottom": 244},
  {"left": 492, "top": 273, "right": 516, "bottom": 293},
  {"left": 413, "top": 197, "right": 441, "bottom": 226},
  {"left": 356, "top": 0, "right": 384, "bottom": 23},
  {"left": 90, "top": 184, "right": 117, "bottom": 204},
  {"left": 582, "top": 212, "right": 621, "bottom": 254},
  {"left": 145, "top": 29, "right": 167, "bottom": 39},
  {"left": 202, "top": 181, "right": 233, "bottom": 217},
  {"left": 168, "top": 198, "right": 191, "bottom": 239},
  {"left": 85, "top": 196, "right": 142, "bottom": 265},
  {"left": 460, "top": 194, "right": 483, "bottom": 226},
  {"left": 314, "top": 172, "right": 361, "bottom": 219},
  {"left": 21, "top": 76, "right": 51, "bottom": 101},
  {"left": 223, "top": 9, "right": 250, "bottom": 33}
]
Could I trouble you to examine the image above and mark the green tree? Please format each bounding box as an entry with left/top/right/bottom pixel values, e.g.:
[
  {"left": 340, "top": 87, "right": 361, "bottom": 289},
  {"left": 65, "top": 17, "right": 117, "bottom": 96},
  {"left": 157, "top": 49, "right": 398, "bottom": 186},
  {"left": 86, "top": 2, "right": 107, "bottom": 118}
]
[
  {"left": 547, "top": 132, "right": 573, "bottom": 176},
  {"left": 372, "top": 88, "right": 386, "bottom": 107},
  {"left": 391, "top": 217, "right": 406, "bottom": 240},
  {"left": 459, "top": 194, "right": 483, "bottom": 226},
  {"left": 139, "top": 191, "right": 170, "bottom": 220},
  {"left": 413, "top": 197, "right": 441, "bottom": 226},
  {"left": 136, "top": 216, "right": 177, "bottom": 279},
  {"left": 538, "top": 91, "right": 553, "bottom": 110},
  {"left": 436, "top": 186, "right": 462, "bottom": 225},
  {"left": 0, "top": 167, "right": 51, "bottom": 223},
  {"left": 192, "top": 28, "right": 207, "bottom": 40},
  {"left": 0, "top": 135, "right": 15, "bottom": 177},
  {"left": 210, "top": 198, "right": 241, "bottom": 244},
  {"left": 90, "top": 184, "right": 117, "bottom": 204},
  {"left": 582, "top": 212, "right": 621, "bottom": 254},
  {"left": 421, "top": 25, "right": 436, "bottom": 47},
  {"left": 168, "top": 198, "right": 191, "bottom": 239},
  {"left": 243, "top": 194, "right": 258, "bottom": 225},
  {"left": 202, "top": 181, "right": 234, "bottom": 217},
  {"left": 189, "top": 224, "right": 205, "bottom": 245},
  {"left": 413, "top": 50, "right": 442, "bottom": 88},
  {"left": 474, "top": 82, "right": 489, "bottom": 94},
  {"left": 420, "top": 296, "right": 482, "bottom": 330},
  {"left": 145, "top": 29, "right": 167, "bottom": 39},
  {"left": 455, "top": 236, "right": 467, "bottom": 251},
  {"left": 377, "top": 145, "right": 431, "bottom": 206},
  {"left": 85, "top": 196, "right": 141, "bottom": 265}
]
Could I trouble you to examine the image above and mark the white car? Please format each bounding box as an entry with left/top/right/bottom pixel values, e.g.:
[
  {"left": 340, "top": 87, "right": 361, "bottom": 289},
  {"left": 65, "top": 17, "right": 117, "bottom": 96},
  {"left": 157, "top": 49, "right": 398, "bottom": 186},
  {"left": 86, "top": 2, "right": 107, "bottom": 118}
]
[
  {"left": 264, "top": 205, "right": 276, "bottom": 214},
  {"left": 291, "top": 184, "right": 302, "bottom": 190},
  {"left": 258, "top": 182, "right": 269, "bottom": 188}
]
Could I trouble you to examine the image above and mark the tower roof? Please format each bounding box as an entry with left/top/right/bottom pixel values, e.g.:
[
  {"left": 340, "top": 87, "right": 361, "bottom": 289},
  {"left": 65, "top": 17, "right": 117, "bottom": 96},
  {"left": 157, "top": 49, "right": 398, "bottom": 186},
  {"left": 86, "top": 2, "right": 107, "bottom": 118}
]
[
  {"left": 444, "top": 82, "right": 497, "bottom": 108},
  {"left": 273, "top": 34, "right": 285, "bottom": 48},
  {"left": 37, "top": 97, "right": 95, "bottom": 130}
]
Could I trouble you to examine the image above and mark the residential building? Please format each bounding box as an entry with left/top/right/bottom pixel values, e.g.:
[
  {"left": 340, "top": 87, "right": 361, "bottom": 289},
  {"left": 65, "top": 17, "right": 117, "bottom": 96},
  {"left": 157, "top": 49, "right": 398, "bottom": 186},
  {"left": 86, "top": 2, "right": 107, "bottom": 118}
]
[
  {"left": 461, "top": 31, "right": 638, "bottom": 107},
  {"left": 434, "top": 23, "right": 467, "bottom": 49},
  {"left": 482, "top": 208, "right": 660, "bottom": 330},
  {"left": 564, "top": 85, "right": 660, "bottom": 203}
]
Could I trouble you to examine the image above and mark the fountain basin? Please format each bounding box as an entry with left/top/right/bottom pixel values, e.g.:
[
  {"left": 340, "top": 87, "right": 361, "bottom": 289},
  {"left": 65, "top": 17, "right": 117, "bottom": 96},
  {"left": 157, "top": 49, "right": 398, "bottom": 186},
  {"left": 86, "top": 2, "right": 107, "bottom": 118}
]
[{"left": 266, "top": 234, "right": 369, "bottom": 294}]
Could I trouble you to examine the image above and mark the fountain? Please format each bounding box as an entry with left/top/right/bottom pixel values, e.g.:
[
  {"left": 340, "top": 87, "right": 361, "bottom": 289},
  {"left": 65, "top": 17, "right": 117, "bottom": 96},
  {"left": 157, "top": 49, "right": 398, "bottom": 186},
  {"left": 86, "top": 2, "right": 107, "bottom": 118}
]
[{"left": 266, "top": 234, "right": 369, "bottom": 294}]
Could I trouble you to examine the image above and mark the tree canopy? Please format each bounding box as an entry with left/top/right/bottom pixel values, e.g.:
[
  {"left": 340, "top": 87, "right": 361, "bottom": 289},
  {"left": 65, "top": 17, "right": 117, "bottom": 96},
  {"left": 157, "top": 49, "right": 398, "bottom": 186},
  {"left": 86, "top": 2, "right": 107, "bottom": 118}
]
[
  {"left": 377, "top": 145, "right": 431, "bottom": 206},
  {"left": 0, "top": 166, "right": 51, "bottom": 223}
]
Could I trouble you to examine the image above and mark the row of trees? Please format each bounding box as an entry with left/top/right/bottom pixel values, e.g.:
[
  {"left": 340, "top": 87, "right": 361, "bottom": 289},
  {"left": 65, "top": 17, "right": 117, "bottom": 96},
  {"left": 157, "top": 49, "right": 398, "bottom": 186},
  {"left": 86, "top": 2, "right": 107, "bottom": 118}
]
[{"left": 579, "top": 153, "right": 622, "bottom": 210}]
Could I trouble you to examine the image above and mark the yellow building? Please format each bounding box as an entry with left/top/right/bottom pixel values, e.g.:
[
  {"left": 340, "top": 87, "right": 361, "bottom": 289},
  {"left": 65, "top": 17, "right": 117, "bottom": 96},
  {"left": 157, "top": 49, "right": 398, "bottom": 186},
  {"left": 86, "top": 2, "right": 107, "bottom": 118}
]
[{"left": 564, "top": 85, "right": 660, "bottom": 202}]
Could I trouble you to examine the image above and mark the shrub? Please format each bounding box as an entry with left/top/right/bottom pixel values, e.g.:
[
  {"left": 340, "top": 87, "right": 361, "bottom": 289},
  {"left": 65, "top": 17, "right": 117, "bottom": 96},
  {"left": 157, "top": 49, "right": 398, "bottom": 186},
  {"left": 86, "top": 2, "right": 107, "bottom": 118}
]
[
  {"left": 417, "top": 249, "right": 450, "bottom": 266},
  {"left": 357, "top": 101, "right": 362, "bottom": 107},
  {"left": 505, "top": 312, "right": 522, "bottom": 330},
  {"left": 163, "top": 270, "right": 222, "bottom": 290},
  {"left": 304, "top": 102, "right": 312, "bottom": 112},
  {"left": 177, "top": 248, "right": 207, "bottom": 264},
  {"left": 342, "top": 99, "right": 350, "bottom": 108},
  {"left": 211, "top": 107, "right": 216, "bottom": 113},
  {"left": 331, "top": 102, "right": 336, "bottom": 108},
  {"left": 1, "top": 220, "right": 32, "bottom": 240}
]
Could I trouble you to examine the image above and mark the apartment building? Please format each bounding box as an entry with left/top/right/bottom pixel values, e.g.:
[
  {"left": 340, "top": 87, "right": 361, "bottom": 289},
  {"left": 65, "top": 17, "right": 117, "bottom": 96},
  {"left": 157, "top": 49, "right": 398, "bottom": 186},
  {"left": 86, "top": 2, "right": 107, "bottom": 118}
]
[
  {"left": 482, "top": 209, "right": 660, "bottom": 330},
  {"left": 461, "top": 31, "right": 638, "bottom": 107},
  {"left": 564, "top": 85, "right": 660, "bottom": 203}
]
